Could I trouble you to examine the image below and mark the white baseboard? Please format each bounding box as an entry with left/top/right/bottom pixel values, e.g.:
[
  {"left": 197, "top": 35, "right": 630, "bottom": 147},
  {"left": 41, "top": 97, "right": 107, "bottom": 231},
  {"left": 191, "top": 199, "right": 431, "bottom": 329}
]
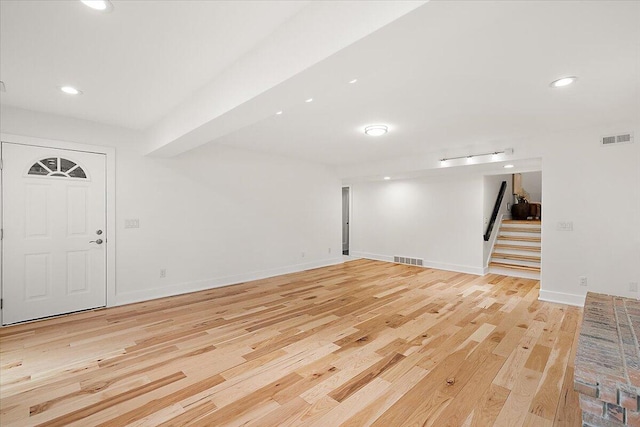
[
  {"left": 114, "top": 257, "right": 344, "bottom": 307},
  {"left": 538, "top": 289, "right": 585, "bottom": 307},
  {"left": 350, "top": 251, "right": 484, "bottom": 276},
  {"left": 350, "top": 251, "right": 394, "bottom": 263}
]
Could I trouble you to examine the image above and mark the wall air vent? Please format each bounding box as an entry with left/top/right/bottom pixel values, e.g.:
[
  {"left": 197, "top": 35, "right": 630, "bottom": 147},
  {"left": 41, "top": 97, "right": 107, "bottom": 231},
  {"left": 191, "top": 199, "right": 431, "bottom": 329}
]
[
  {"left": 601, "top": 132, "right": 634, "bottom": 146},
  {"left": 393, "top": 256, "right": 423, "bottom": 267}
]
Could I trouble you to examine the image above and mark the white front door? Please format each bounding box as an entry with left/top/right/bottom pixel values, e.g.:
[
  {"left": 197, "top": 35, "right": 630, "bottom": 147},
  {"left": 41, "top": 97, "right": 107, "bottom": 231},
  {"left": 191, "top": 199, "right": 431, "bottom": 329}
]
[{"left": 2, "top": 143, "right": 107, "bottom": 324}]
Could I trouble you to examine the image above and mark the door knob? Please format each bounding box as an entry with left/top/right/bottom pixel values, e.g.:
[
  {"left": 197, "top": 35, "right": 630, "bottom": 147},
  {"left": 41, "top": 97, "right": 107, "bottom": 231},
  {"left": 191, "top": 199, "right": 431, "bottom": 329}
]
[{"left": 89, "top": 239, "right": 103, "bottom": 244}]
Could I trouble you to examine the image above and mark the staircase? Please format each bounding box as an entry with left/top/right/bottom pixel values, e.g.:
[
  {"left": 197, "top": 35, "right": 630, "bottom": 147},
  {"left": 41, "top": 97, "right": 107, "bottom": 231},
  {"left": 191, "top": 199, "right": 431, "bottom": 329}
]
[{"left": 489, "top": 219, "right": 541, "bottom": 279}]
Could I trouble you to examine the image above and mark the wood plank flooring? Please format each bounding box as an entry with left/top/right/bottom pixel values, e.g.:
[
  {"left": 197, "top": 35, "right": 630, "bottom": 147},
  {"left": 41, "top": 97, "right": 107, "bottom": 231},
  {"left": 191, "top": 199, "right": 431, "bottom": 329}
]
[{"left": 0, "top": 259, "right": 582, "bottom": 426}]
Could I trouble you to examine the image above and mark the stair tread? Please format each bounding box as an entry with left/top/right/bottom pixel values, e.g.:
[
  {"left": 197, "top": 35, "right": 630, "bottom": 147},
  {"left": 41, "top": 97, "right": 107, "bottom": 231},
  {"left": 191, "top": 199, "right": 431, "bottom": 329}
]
[
  {"left": 499, "top": 227, "right": 541, "bottom": 233},
  {"left": 498, "top": 235, "right": 541, "bottom": 242},
  {"left": 503, "top": 220, "right": 541, "bottom": 224},
  {"left": 489, "top": 262, "right": 541, "bottom": 272},
  {"left": 492, "top": 253, "right": 541, "bottom": 262},
  {"left": 494, "top": 244, "right": 541, "bottom": 252}
]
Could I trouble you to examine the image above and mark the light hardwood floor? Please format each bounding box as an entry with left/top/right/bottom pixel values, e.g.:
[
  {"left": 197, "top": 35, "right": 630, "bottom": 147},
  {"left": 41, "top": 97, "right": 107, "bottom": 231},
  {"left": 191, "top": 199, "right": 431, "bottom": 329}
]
[{"left": 0, "top": 259, "right": 582, "bottom": 426}]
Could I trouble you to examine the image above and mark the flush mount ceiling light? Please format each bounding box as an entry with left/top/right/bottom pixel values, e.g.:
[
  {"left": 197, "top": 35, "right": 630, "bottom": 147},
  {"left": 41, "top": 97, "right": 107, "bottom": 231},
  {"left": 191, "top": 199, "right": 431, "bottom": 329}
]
[
  {"left": 81, "top": 0, "right": 114, "bottom": 11},
  {"left": 364, "top": 125, "right": 388, "bottom": 136},
  {"left": 349, "top": 78, "right": 358, "bottom": 84},
  {"left": 550, "top": 76, "right": 577, "bottom": 88},
  {"left": 59, "top": 86, "right": 83, "bottom": 95},
  {"left": 275, "top": 110, "right": 283, "bottom": 115},
  {"left": 305, "top": 98, "right": 313, "bottom": 103},
  {"left": 383, "top": 176, "right": 391, "bottom": 180},
  {"left": 504, "top": 164, "right": 515, "bottom": 169}
]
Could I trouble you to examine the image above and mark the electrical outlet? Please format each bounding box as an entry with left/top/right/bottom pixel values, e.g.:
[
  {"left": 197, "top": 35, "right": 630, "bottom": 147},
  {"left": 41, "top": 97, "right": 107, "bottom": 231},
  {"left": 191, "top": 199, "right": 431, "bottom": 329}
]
[
  {"left": 630, "top": 282, "right": 639, "bottom": 292},
  {"left": 160, "top": 269, "right": 166, "bottom": 278},
  {"left": 579, "top": 276, "right": 588, "bottom": 287}
]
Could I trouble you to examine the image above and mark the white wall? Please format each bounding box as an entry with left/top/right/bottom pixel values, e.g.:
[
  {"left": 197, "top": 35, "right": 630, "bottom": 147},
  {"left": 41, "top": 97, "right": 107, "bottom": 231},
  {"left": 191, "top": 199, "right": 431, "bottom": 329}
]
[
  {"left": 3, "top": 106, "right": 638, "bottom": 308},
  {"left": 521, "top": 171, "right": 542, "bottom": 203},
  {"left": 537, "top": 126, "right": 640, "bottom": 305},
  {"left": 339, "top": 121, "right": 640, "bottom": 305},
  {"left": 350, "top": 175, "right": 485, "bottom": 274},
  {"left": 1, "top": 107, "right": 342, "bottom": 306},
  {"left": 483, "top": 174, "right": 513, "bottom": 265}
]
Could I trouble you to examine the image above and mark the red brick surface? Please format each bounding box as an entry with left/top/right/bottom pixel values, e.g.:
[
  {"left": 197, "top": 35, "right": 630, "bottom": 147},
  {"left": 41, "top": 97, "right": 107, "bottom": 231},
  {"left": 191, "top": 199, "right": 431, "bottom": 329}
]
[
  {"left": 581, "top": 394, "right": 605, "bottom": 417},
  {"left": 627, "top": 409, "right": 640, "bottom": 426},
  {"left": 607, "top": 402, "right": 626, "bottom": 424},
  {"left": 574, "top": 292, "right": 640, "bottom": 426}
]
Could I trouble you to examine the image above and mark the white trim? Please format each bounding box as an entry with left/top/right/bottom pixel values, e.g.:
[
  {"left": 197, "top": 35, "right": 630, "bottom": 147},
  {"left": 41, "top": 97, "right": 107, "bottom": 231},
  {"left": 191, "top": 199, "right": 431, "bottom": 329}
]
[
  {"left": 350, "top": 251, "right": 394, "bottom": 263},
  {"left": 538, "top": 289, "right": 585, "bottom": 307},
  {"left": 114, "top": 257, "right": 344, "bottom": 307},
  {"left": 484, "top": 213, "right": 504, "bottom": 268},
  {"left": 350, "top": 251, "right": 484, "bottom": 275},
  {"left": 342, "top": 185, "right": 351, "bottom": 254},
  {"left": 486, "top": 266, "right": 540, "bottom": 280},
  {"left": 0, "top": 133, "right": 117, "bottom": 312}
]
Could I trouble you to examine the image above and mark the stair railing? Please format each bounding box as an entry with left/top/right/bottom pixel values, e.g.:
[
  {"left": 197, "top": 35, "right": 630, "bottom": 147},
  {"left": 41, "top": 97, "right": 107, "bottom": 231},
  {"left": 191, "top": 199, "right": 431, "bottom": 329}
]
[{"left": 484, "top": 181, "right": 507, "bottom": 242}]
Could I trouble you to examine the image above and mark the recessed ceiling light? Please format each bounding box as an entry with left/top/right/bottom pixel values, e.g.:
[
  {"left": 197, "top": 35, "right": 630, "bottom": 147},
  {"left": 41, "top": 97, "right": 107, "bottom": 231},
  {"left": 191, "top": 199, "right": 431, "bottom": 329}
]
[
  {"left": 60, "top": 86, "right": 83, "bottom": 95},
  {"left": 550, "top": 76, "right": 577, "bottom": 88},
  {"left": 305, "top": 98, "right": 313, "bottom": 103},
  {"left": 383, "top": 176, "right": 391, "bottom": 180},
  {"left": 349, "top": 78, "right": 358, "bottom": 84},
  {"left": 81, "top": 0, "right": 113, "bottom": 11},
  {"left": 364, "top": 124, "right": 388, "bottom": 136},
  {"left": 275, "top": 111, "right": 283, "bottom": 115},
  {"left": 504, "top": 164, "right": 514, "bottom": 169}
]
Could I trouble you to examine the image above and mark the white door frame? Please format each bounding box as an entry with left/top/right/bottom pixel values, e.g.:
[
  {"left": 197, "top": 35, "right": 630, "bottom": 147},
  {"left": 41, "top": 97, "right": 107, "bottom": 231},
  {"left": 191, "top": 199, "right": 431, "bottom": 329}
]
[
  {"left": 1, "top": 133, "right": 116, "bottom": 319},
  {"left": 342, "top": 185, "right": 351, "bottom": 255}
]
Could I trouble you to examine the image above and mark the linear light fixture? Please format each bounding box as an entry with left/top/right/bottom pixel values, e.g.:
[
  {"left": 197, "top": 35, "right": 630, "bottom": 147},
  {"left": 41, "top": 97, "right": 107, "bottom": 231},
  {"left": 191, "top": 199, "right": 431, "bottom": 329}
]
[{"left": 440, "top": 148, "right": 513, "bottom": 163}]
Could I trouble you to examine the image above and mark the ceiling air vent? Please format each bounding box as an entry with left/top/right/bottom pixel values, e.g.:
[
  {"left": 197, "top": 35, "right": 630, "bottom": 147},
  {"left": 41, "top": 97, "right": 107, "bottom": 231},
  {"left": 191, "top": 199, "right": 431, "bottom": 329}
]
[{"left": 601, "top": 132, "right": 634, "bottom": 146}]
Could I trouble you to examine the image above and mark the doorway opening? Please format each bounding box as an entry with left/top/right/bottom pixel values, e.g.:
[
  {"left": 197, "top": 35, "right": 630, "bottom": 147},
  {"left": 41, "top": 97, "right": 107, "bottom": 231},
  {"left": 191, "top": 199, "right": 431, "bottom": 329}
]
[{"left": 342, "top": 186, "right": 350, "bottom": 255}]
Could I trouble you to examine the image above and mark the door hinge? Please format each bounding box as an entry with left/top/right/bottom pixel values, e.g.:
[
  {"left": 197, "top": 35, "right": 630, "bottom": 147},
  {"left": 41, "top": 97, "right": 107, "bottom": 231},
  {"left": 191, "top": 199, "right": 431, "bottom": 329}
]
[
  {"left": 1, "top": 228, "right": 3, "bottom": 240},
  {"left": 1, "top": 299, "right": 3, "bottom": 310},
  {"left": 0, "top": 158, "right": 3, "bottom": 170}
]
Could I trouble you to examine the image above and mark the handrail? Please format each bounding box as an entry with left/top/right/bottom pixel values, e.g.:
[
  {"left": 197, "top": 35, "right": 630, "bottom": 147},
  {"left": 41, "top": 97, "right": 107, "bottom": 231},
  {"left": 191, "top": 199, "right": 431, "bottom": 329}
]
[{"left": 484, "top": 181, "right": 507, "bottom": 241}]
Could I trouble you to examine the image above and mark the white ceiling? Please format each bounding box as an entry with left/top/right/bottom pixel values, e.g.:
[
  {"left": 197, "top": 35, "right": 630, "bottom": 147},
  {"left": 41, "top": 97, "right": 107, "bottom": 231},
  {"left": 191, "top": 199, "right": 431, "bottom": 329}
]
[
  {"left": 1, "top": 1, "right": 639, "bottom": 170},
  {"left": 212, "top": 0, "right": 640, "bottom": 166},
  {"left": 0, "top": 0, "right": 309, "bottom": 129}
]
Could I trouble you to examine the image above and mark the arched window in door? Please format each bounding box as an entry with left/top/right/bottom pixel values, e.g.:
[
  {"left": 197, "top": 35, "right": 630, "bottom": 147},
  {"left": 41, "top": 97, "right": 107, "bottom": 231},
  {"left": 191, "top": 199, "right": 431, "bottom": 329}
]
[{"left": 28, "top": 157, "right": 87, "bottom": 178}]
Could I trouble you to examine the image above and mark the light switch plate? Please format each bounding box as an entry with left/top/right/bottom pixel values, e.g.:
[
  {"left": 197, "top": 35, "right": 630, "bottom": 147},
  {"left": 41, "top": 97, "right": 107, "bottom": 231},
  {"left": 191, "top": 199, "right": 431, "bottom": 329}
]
[
  {"left": 125, "top": 219, "right": 140, "bottom": 229},
  {"left": 557, "top": 221, "right": 573, "bottom": 231}
]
